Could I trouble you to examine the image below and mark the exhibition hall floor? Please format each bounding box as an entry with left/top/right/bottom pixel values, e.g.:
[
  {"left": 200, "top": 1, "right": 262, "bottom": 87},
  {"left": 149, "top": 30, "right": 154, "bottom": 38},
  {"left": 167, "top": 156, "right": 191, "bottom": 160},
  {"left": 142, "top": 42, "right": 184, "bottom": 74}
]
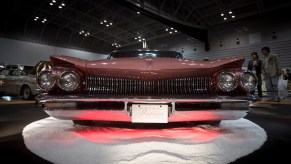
[{"left": 0, "top": 97, "right": 291, "bottom": 164}]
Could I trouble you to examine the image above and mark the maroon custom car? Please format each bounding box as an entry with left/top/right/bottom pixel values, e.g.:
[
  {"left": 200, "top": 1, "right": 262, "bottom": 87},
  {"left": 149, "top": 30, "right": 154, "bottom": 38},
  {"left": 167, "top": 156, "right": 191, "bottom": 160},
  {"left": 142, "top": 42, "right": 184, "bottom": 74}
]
[{"left": 36, "top": 50, "right": 259, "bottom": 125}]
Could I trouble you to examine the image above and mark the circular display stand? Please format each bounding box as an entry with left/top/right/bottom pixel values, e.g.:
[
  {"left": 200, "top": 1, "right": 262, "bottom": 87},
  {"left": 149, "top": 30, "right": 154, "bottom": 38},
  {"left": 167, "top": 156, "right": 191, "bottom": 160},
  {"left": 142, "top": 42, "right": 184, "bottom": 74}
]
[{"left": 23, "top": 117, "right": 267, "bottom": 164}]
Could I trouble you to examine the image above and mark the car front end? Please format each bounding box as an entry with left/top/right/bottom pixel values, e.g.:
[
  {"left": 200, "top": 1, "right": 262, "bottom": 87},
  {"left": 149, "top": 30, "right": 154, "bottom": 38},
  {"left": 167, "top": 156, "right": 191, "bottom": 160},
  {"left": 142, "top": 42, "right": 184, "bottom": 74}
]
[{"left": 36, "top": 50, "right": 259, "bottom": 124}]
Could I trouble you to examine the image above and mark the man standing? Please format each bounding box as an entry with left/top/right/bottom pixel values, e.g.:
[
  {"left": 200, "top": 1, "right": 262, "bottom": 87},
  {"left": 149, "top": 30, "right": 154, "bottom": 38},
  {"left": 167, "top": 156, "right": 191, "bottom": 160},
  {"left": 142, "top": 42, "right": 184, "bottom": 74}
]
[
  {"left": 247, "top": 52, "right": 262, "bottom": 98},
  {"left": 261, "top": 46, "right": 282, "bottom": 102}
]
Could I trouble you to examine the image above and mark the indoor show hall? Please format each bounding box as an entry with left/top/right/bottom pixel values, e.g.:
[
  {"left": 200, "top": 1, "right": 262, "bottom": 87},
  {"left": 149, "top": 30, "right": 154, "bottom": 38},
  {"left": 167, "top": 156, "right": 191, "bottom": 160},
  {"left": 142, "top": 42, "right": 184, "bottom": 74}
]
[{"left": 1, "top": 0, "right": 291, "bottom": 164}]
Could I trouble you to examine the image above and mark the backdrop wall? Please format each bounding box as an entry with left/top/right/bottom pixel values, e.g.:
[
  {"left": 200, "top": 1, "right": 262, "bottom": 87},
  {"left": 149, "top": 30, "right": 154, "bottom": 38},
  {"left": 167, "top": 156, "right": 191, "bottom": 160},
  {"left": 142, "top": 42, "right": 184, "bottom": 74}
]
[{"left": 0, "top": 37, "right": 107, "bottom": 65}]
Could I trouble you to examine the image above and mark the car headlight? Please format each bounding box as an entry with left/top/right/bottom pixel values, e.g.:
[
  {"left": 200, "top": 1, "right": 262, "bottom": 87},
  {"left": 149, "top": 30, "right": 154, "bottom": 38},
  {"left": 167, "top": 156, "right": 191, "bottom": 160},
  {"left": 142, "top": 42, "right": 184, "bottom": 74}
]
[
  {"left": 217, "top": 72, "right": 237, "bottom": 92},
  {"left": 240, "top": 72, "right": 257, "bottom": 91},
  {"left": 58, "top": 71, "right": 80, "bottom": 91},
  {"left": 38, "top": 70, "right": 56, "bottom": 90}
]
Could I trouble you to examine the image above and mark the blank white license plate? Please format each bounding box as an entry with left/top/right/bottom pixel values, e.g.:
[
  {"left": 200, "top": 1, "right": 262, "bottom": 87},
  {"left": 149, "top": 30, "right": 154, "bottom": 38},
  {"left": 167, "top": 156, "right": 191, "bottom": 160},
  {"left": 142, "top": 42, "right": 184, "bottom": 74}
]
[{"left": 131, "top": 104, "right": 168, "bottom": 123}]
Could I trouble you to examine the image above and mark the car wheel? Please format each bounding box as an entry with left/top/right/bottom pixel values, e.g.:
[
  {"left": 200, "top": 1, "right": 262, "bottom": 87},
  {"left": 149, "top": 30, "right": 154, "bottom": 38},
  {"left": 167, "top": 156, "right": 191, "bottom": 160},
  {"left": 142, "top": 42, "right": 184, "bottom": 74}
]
[{"left": 22, "top": 86, "right": 33, "bottom": 100}]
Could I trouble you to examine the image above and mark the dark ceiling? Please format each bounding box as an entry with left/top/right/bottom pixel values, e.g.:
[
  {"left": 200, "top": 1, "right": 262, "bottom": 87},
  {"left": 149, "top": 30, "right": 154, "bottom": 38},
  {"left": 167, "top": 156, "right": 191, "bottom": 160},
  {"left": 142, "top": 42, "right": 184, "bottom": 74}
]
[{"left": 1, "top": 0, "right": 291, "bottom": 54}]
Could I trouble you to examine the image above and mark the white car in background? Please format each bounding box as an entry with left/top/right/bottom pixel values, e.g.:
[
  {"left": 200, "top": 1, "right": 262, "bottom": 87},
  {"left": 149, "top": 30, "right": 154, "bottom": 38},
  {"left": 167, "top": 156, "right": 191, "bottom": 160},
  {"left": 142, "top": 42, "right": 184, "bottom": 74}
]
[{"left": 0, "top": 61, "right": 51, "bottom": 100}]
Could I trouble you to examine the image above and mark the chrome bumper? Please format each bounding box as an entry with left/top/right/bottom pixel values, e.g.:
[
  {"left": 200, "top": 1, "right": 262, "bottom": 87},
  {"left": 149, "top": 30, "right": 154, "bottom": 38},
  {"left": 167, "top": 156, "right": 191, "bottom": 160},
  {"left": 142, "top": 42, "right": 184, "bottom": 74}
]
[{"left": 36, "top": 94, "right": 254, "bottom": 122}]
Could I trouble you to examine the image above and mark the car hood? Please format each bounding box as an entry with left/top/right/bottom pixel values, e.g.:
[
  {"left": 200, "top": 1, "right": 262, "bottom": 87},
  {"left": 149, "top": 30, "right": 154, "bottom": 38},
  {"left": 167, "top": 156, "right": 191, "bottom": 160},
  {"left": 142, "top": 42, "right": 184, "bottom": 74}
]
[{"left": 50, "top": 55, "right": 245, "bottom": 79}]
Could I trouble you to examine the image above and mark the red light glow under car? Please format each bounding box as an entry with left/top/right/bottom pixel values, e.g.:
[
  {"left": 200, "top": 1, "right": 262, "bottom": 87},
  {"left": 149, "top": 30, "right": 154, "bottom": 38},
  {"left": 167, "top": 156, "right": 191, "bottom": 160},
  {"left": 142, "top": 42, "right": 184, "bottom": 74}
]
[{"left": 74, "top": 125, "right": 225, "bottom": 143}]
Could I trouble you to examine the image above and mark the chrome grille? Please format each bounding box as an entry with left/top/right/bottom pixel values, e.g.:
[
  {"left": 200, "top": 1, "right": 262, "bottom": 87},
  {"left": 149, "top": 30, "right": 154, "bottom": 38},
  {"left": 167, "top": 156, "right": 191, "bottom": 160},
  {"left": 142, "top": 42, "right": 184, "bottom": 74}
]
[{"left": 86, "top": 76, "right": 211, "bottom": 96}]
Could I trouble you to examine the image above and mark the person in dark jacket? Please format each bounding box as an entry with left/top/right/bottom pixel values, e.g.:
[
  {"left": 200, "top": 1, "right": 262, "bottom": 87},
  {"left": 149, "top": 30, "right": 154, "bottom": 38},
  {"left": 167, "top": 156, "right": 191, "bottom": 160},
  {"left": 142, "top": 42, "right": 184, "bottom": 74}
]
[{"left": 247, "top": 52, "right": 262, "bottom": 98}]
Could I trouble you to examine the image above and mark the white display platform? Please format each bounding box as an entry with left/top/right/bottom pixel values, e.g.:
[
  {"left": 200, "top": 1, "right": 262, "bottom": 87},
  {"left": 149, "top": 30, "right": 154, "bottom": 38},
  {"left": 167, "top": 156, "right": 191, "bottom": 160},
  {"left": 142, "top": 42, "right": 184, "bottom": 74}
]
[{"left": 23, "top": 117, "right": 267, "bottom": 164}]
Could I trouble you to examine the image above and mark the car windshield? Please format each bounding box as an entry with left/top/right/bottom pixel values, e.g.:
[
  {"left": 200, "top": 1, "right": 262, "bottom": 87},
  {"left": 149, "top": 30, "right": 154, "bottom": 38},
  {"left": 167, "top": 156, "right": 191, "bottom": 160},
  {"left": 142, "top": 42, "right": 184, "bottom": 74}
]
[
  {"left": 108, "top": 51, "right": 184, "bottom": 59},
  {"left": 20, "top": 66, "right": 34, "bottom": 75}
]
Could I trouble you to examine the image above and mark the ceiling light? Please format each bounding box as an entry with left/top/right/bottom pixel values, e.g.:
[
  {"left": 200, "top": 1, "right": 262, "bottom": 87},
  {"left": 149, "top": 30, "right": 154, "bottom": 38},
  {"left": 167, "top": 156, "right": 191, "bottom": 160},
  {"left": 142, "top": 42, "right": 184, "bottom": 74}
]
[
  {"left": 61, "top": 3, "right": 65, "bottom": 6},
  {"left": 221, "top": 13, "right": 224, "bottom": 16},
  {"left": 229, "top": 11, "right": 232, "bottom": 14},
  {"left": 232, "top": 15, "right": 235, "bottom": 18},
  {"left": 52, "top": 0, "right": 56, "bottom": 3},
  {"left": 49, "top": 3, "right": 53, "bottom": 5},
  {"left": 166, "top": 27, "right": 177, "bottom": 34},
  {"left": 139, "top": 39, "right": 141, "bottom": 42},
  {"left": 142, "top": 39, "right": 145, "bottom": 41},
  {"left": 224, "top": 17, "right": 227, "bottom": 20},
  {"left": 100, "top": 20, "right": 113, "bottom": 27},
  {"left": 137, "top": 11, "right": 140, "bottom": 14},
  {"left": 59, "top": 6, "right": 62, "bottom": 9},
  {"left": 79, "top": 30, "right": 90, "bottom": 37},
  {"left": 134, "top": 37, "right": 137, "bottom": 39}
]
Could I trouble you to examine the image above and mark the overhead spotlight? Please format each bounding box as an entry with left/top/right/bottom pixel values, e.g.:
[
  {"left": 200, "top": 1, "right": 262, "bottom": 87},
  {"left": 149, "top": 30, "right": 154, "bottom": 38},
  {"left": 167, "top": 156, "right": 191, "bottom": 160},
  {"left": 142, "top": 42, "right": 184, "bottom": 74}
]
[
  {"left": 100, "top": 20, "right": 113, "bottom": 27},
  {"left": 134, "top": 37, "right": 137, "bottom": 39},
  {"left": 50, "top": 0, "right": 65, "bottom": 9},
  {"left": 138, "top": 36, "right": 141, "bottom": 38},
  {"left": 138, "top": 39, "right": 142, "bottom": 42},
  {"left": 166, "top": 27, "right": 177, "bottom": 34},
  {"left": 112, "top": 43, "right": 121, "bottom": 48},
  {"left": 221, "top": 13, "right": 224, "bottom": 16},
  {"left": 232, "top": 15, "right": 235, "bottom": 18},
  {"left": 79, "top": 30, "right": 90, "bottom": 37},
  {"left": 41, "top": 18, "right": 47, "bottom": 23},
  {"left": 142, "top": 38, "right": 145, "bottom": 41},
  {"left": 137, "top": 11, "right": 140, "bottom": 14},
  {"left": 224, "top": 17, "right": 227, "bottom": 20},
  {"left": 229, "top": 11, "right": 232, "bottom": 14}
]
